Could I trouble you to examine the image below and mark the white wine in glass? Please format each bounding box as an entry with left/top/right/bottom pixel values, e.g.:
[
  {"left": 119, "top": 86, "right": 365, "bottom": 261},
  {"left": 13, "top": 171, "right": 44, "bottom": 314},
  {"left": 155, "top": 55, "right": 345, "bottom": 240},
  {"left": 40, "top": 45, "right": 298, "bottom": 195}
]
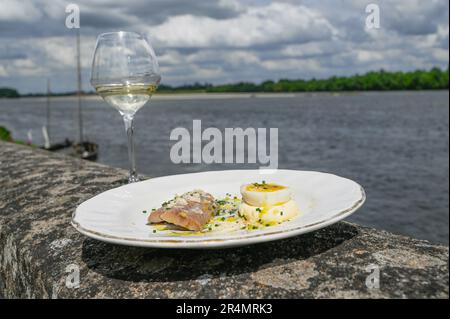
[
  {"left": 91, "top": 32, "right": 161, "bottom": 183},
  {"left": 95, "top": 82, "right": 158, "bottom": 115}
]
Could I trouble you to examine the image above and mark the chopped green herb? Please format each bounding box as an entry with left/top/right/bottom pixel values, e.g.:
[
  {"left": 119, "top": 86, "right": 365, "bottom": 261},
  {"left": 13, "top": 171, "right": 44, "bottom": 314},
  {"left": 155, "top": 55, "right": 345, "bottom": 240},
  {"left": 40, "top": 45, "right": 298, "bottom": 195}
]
[{"left": 142, "top": 210, "right": 147, "bottom": 214}]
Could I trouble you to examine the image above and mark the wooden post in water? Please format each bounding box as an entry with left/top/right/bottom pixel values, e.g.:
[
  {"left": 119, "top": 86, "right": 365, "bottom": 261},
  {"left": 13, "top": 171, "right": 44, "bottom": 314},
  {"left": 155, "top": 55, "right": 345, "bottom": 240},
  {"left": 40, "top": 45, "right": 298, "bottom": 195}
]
[{"left": 76, "top": 29, "right": 84, "bottom": 143}]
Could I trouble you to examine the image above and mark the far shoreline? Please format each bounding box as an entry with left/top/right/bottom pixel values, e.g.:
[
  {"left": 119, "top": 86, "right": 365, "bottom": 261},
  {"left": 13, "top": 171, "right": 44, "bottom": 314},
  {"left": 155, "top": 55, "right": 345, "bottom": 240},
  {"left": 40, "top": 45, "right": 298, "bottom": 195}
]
[{"left": 1, "top": 90, "right": 449, "bottom": 102}]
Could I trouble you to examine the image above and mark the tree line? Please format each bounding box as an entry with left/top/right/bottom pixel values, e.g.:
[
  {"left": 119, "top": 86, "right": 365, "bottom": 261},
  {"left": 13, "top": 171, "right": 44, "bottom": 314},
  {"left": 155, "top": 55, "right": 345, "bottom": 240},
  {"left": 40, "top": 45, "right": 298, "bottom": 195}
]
[
  {"left": 159, "top": 67, "right": 449, "bottom": 93},
  {"left": 1, "top": 67, "right": 448, "bottom": 97}
]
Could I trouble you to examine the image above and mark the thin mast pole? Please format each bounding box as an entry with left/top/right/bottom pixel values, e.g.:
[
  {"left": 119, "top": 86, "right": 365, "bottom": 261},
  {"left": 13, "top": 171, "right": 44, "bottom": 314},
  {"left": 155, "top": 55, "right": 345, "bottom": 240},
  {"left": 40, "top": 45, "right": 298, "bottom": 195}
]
[
  {"left": 46, "top": 79, "right": 51, "bottom": 140},
  {"left": 76, "top": 28, "right": 83, "bottom": 143}
]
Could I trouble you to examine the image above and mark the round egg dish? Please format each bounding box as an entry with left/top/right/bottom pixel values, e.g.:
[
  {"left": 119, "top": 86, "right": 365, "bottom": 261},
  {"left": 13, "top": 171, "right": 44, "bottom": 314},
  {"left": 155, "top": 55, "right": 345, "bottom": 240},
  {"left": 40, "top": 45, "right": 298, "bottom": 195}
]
[{"left": 238, "top": 182, "right": 300, "bottom": 226}]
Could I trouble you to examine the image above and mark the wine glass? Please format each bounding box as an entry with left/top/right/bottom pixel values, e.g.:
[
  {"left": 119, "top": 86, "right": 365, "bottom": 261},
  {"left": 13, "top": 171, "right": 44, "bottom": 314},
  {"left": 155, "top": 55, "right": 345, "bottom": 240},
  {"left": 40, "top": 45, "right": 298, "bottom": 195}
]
[{"left": 90, "top": 31, "right": 161, "bottom": 183}]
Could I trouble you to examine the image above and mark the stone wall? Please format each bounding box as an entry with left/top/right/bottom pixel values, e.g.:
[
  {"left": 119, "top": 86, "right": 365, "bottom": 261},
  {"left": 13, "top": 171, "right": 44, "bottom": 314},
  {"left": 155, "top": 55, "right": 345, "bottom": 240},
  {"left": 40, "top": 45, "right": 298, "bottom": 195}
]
[{"left": 0, "top": 141, "right": 448, "bottom": 298}]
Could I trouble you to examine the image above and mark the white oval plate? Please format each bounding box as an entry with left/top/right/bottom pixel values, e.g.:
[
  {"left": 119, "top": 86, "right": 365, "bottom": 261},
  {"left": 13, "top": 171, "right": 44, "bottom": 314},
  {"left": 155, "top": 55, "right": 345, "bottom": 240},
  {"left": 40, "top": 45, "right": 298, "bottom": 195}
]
[{"left": 72, "top": 170, "right": 365, "bottom": 249}]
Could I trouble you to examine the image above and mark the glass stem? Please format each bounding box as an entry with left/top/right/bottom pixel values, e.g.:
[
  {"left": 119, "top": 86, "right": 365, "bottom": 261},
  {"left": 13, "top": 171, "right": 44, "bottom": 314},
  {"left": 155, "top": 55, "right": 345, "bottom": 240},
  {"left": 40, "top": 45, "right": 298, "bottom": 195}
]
[{"left": 123, "top": 115, "right": 139, "bottom": 183}]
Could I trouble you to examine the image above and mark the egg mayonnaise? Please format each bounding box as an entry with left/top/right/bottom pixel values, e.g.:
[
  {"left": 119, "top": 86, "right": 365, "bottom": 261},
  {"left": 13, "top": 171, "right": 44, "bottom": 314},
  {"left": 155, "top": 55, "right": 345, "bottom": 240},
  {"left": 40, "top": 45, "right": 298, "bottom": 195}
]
[{"left": 239, "top": 182, "right": 300, "bottom": 226}]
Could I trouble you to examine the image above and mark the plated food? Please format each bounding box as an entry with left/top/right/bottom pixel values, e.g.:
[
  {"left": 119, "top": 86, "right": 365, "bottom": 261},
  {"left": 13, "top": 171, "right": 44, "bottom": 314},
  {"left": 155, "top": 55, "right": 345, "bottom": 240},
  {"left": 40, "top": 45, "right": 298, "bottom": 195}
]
[
  {"left": 147, "top": 181, "right": 300, "bottom": 235},
  {"left": 148, "top": 190, "right": 215, "bottom": 231},
  {"left": 72, "top": 169, "right": 365, "bottom": 249}
]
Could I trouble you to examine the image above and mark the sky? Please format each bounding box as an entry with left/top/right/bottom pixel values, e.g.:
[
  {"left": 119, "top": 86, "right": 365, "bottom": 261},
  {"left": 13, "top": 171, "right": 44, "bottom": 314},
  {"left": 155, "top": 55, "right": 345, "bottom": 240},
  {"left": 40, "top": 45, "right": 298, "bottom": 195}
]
[{"left": 0, "top": 0, "right": 448, "bottom": 94}]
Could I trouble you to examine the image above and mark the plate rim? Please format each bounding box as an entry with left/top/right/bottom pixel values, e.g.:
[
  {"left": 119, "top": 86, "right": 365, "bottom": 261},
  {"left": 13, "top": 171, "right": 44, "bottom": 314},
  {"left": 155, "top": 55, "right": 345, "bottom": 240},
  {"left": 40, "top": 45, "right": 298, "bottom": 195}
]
[{"left": 71, "top": 169, "right": 366, "bottom": 249}]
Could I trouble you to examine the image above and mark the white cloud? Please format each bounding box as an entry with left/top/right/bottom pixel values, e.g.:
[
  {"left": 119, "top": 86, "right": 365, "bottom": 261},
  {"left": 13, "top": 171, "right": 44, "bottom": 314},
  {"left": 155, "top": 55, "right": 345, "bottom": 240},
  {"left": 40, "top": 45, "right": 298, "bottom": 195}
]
[
  {"left": 36, "top": 36, "right": 96, "bottom": 69},
  {"left": 281, "top": 41, "right": 347, "bottom": 59},
  {"left": 0, "top": 35, "right": 96, "bottom": 85},
  {"left": 150, "top": 3, "right": 335, "bottom": 48},
  {"left": 355, "top": 50, "right": 385, "bottom": 63},
  {"left": 261, "top": 58, "right": 321, "bottom": 72},
  {"left": 0, "top": 0, "right": 42, "bottom": 22},
  {"left": 12, "top": 58, "right": 46, "bottom": 76},
  {"left": 0, "top": 64, "right": 8, "bottom": 77}
]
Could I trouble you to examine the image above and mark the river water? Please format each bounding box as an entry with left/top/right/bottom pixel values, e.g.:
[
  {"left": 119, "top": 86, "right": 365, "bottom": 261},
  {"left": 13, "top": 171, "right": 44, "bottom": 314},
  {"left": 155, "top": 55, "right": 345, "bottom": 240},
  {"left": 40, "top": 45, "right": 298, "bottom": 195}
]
[{"left": 1, "top": 91, "right": 448, "bottom": 244}]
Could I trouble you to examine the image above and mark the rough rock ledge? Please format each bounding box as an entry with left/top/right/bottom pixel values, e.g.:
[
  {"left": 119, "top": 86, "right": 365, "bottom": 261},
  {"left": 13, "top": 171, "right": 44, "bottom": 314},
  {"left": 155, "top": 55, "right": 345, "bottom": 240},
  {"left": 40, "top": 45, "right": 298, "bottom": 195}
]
[{"left": 0, "top": 141, "right": 448, "bottom": 298}]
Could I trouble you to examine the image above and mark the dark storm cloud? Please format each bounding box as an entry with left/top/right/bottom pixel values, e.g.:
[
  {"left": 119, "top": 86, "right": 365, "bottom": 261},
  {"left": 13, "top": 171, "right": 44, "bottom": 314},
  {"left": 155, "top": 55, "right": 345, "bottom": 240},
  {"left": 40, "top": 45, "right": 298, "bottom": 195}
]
[
  {"left": 0, "top": 0, "right": 241, "bottom": 38},
  {"left": 0, "top": 50, "right": 27, "bottom": 60},
  {"left": 0, "top": 13, "right": 64, "bottom": 38},
  {"left": 81, "top": 10, "right": 135, "bottom": 29},
  {"left": 122, "top": 0, "right": 242, "bottom": 24},
  {"left": 382, "top": 0, "right": 448, "bottom": 36}
]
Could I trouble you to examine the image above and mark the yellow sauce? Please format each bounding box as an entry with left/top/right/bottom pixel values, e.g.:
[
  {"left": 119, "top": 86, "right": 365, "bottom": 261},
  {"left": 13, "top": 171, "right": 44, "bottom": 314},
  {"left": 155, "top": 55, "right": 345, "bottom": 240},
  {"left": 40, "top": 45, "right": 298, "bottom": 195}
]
[
  {"left": 246, "top": 183, "right": 287, "bottom": 192},
  {"left": 153, "top": 224, "right": 170, "bottom": 231},
  {"left": 167, "top": 231, "right": 207, "bottom": 236}
]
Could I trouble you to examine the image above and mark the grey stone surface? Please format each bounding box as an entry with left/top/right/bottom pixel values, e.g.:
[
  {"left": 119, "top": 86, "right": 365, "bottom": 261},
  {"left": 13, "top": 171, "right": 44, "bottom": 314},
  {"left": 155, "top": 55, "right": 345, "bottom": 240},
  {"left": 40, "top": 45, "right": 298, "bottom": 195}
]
[{"left": 0, "top": 141, "right": 448, "bottom": 299}]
